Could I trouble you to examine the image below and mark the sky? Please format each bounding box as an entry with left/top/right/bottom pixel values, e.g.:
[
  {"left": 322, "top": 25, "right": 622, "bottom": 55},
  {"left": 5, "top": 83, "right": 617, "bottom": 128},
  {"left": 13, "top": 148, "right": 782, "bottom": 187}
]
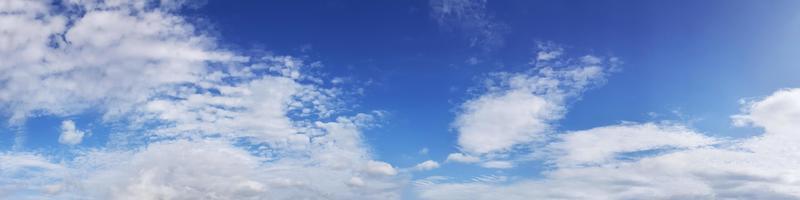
[{"left": 2, "top": 0, "right": 800, "bottom": 199}]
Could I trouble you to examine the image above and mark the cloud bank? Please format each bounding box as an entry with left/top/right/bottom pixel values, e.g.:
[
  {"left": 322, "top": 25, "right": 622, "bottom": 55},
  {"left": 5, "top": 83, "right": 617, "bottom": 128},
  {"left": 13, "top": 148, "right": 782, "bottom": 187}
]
[
  {"left": 0, "top": 1, "right": 402, "bottom": 199},
  {"left": 419, "top": 80, "right": 800, "bottom": 198}
]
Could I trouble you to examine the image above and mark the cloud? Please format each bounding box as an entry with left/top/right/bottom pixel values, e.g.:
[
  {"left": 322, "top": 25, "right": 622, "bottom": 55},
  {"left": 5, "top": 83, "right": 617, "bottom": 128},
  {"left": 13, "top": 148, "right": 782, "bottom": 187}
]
[
  {"left": 0, "top": 153, "right": 66, "bottom": 197},
  {"left": 546, "top": 123, "right": 717, "bottom": 167},
  {"left": 58, "top": 120, "right": 86, "bottom": 145},
  {"left": 0, "top": 0, "right": 239, "bottom": 124},
  {"left": 416, "top": 88, "right": 800, "bottom": 199},
  {"left": 366, "top": 160, "right": 399, "bottom": 176},
  {"left": 0, "top": 1, "right": 404, "bottom": 199},
  {"left": 445, "top": 153, "right": 480, "bottom": 163},
  {"left": 429, "top": 0, "right": 507, "bottom": 51},
  {"left": 414, "top": 160, "right": 441, "bottom": 171},
  {"left": 479, "top": 160, "right": 512, "bottom": 169},
  {"left": 534, "top": 42, "right": 564, "bottom": 62},
  {"left": 452, "top": 47, "right": 617, "bottom": 156},
  {"left": 731, "top": 88, "right": 800, "bottom": 134}
]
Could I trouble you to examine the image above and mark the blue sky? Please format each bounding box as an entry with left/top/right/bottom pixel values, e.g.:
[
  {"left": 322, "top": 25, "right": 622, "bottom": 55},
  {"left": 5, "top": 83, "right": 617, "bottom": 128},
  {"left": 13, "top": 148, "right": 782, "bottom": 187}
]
[{"left": 2, "top": 0, "right": 800, "bottom": 199}]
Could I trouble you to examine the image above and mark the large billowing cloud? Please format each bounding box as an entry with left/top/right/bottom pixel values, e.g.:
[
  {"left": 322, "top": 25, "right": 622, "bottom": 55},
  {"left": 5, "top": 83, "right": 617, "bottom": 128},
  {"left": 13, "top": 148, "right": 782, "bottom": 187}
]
[
  {"left": 0, "top": 1, "right": 402, "bottom": 199},
  {"left": 417, "top": 88, "right": 800, "bottom": 199}
]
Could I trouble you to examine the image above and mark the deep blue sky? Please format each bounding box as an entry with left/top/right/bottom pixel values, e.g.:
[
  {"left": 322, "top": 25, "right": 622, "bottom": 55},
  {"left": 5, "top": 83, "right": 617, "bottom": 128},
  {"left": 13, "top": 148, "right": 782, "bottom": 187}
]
[{"left": 178, "top": 0, "right": 800, "bottom": 171}]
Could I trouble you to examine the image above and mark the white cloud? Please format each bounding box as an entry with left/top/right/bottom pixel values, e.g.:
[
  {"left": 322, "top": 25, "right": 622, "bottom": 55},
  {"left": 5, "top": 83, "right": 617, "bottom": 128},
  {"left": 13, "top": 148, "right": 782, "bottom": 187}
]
[
  {"left": 0, "top": 0, "right": 239, "bottom": 124},
  {"left": 0, "top": 1, "right": 404, "bottom": 199},
  {"left": 446, "top": 153, "right": 480, "bottom": 163},
  {"left": 414, "top": 160, "right": 441, "bottom": 171},
  {"left": 452, "top": 49, "right": 615, "bottom": 156},
  {"left": 417, "top": 88, "right": 800, "bottom": 199},
  {"left": 58, "top": 120, "right": 85, "bottom": 145},
  {"left": 479, "top": 161, "right": 513, "bottom": 169},
  {"left": 366, "top": 160, "right": 399, "bottom": 176},
  {"left": 0, "top": 153, "right": 66, "bottom": 198},
  {"left": 535, "top": 42, "right": 563, "bottom": 62},
  {"left": 731, "top": 88, "right": 800, "bottom": 134}
]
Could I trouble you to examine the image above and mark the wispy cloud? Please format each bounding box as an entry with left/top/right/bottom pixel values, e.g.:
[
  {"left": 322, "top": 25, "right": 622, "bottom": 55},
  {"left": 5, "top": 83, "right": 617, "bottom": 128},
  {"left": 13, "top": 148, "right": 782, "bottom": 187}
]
[{"left": 429, "top": 0, "right": 508, "bottom": 51}]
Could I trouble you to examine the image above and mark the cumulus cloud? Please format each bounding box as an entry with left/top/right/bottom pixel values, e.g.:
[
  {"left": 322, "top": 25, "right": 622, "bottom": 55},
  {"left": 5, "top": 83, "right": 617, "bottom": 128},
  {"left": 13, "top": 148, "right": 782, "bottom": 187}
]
[
  {"left": 414, "top": 160, "right": 441, "bottom": 171},
  {"left": 417, "top": 88, "right": 800, "bottom": 199},
  {"left": 58, "top": 120, "right": 86, "bottom": 145},
  {"left": 452, "top": 47, "right": 617, "bottom": 157},
  {"left": 0, "top": 1, "right": 403, "bottom": 199}
]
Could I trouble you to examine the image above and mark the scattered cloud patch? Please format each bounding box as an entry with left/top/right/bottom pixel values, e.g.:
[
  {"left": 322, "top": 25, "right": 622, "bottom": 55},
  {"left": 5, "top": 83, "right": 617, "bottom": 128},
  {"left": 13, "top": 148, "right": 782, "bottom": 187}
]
[
  {"left": 429, "top": 0, "right": 508, "bottom": 51},
  {"left": 414, "top": 160, "right": 441, "bottom": 171}
]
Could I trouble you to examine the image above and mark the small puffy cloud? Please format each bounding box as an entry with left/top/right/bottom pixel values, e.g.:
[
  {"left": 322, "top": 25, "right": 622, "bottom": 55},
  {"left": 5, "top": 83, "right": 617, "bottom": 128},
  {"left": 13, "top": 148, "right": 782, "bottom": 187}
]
[
  {"left": 414, "top": 160, "right": 441, "bottom": 171},
  {"left": 446, "top": 153, "right": 480, "bottom": 163},
  {"left": 58, "top": 120, "right": 86, "bottom": 145},
  {"left": 366, "top": 160, "right": 399, "bottom": 176}
]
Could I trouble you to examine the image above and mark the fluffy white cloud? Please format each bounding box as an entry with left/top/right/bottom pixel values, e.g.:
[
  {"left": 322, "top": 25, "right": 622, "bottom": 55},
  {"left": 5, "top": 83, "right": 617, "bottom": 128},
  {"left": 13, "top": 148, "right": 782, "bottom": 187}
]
[
  {"left": 414, "top": 160, "right": 441, "bottom": 171},
  {"left": 417, "top": 88, "right": 800, "bottom": 199},
  {"left": 0, "top": 1, "right": 403, "bottom": 199},
  {"left": 58, "top": 120, "right": 86, "bottom": 145},
  {"left": 731, "top": 88, "right": 800, "bottom": 134},
  {"left": 452, "top": 48, "right": 616, "bottom": 156}
]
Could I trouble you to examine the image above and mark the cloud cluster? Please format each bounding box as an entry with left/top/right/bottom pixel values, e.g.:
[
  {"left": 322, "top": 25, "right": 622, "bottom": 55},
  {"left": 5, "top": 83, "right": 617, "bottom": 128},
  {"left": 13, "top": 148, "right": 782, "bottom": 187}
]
[
  {"left": 0, "top": 1, "right": 402, "bottom": 199},
  {"left": 0, "top": 0, "right": 239, "bottom": 124},
  {"left": 450, "top": 46, "right": 618, "bottom": 165},
  {"left": 418, "top": 89, "right": 800, "bottom": 198}
]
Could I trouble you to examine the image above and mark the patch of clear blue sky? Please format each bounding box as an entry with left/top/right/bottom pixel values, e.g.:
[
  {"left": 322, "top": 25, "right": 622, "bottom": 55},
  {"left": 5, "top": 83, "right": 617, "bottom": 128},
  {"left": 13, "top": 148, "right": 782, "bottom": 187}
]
[{"left": 4, "top": 0, "right": 800, "bottom": 180}]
